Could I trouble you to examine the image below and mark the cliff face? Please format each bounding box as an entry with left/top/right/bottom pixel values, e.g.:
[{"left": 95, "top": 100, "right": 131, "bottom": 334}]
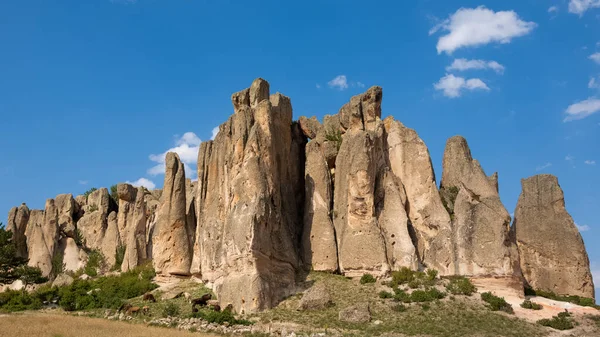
[{"left": 6, "top": 78, "right": 595, "bottom": 313}]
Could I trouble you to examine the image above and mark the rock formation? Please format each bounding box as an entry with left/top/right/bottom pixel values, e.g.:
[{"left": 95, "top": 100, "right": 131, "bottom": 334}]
[
  {"left": 153, "top": 153, "right": 193, "bottom": 276},
  {"left": 513, "top": 174, "right": 594, "bottom": 298},
  {"left": 440, "top": 136, "right": 517, "bottom": 276},
  {"left": 5, "top": 78, "right": 595, "bottom": 309}
]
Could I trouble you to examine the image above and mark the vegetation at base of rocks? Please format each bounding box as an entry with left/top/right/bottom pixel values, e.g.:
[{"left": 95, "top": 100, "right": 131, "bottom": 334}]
[
  {"left": 360, "top": 273, "right": 376, "bottom": 284},
  {"left": 537, "top": 311, "right": 574, "bottom": 330},
  {"left": 162, "top": 302, "right": 180, "bottom": 317},
  {"left": 481, "top": 292, "right": 514, "bottom": 314},
  {"left": 525, "top": 287, "right": 598, "bottom": 309},
  {"left": 0, "top": 264, "right": 157, "bottom": 312},
  {"left": 83, "top": 188, "right": 97, "bottom": 200},
  {"left": 0, "top": 226, "right": 47, "bottom": 285},
  {"left": 325, "top": 128, "right": 343, "bottom": 150},
  {"left": 50, "top": 252, "right": 65, "bottom": 279},
  {"left": 445, "top": 276, "right": 477, "bottom": 296},
  {"left": 439, "top": 186, "right": 459, "bottom": 220},
  {"left": 191, "top": 308, "right": 253, "bottom": 326},
  {"left": 389, "top": 267, "right": 438, "bottom": 288},
  {"left": 257, "top": 272, "right": 546, "bottom": 337},
  {"left": 378, "top": 290, "right": 393, "bottom": 299},
  {"left": 520, "top": 299, "right": 543, "bottom": 310},
  {"left": 74, "top": 229, "right": 86, "bottom": 247},
  {"left": 111, "top": 244, "right": 126, "bottom": 271},
  {"left": 83, "top": 249, "right": 106, "bottom": 277},
  {"left": 408, "top": 288, "right": 446, "bottom": 303},
  {"left": 110, "top": 184, "right": 118, "bottom": 204}
]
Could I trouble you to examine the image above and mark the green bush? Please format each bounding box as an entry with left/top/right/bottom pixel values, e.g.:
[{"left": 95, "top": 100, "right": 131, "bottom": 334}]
[
  {"left": 50, "top": 252, "right": 65, "bottom": 279},
  {"left": 192, "top": 308, "right": 252, "bottom": 326},
  {"left": 526, "top": 287, "right": 597, "bottom": 308},
  {"left": 408, "top": 280, "right": 421, "bottom": 289},
  {"left": 84, "top": 250, "right": 105, "bottom": 277},
  {"left": 426, "top": 269, "right": 438, "bottom": 281},
  {"left": 520, "top": 299, "right": 543, "bottom": 310},
  {"left": 409, "top": 288, "right": 446, "bottom": 303},
  {"left": 537, "top": 311, "right": 574, "bottom": 330},
  {"left": 481, "top": 292, "right": 513, "bottom": 314},
  {"left": 111, "top": 245, "right": 126, "bottom": 271},
  {"left": 360, "top": 273, "right": 376, "bottom": 284},
  {"left": 0, "top": 290, "right": 43, "bottom": 312},
  {"left": 83, "top": 188, "right": 97, "bottom": 200},
  {"left": 391, "top": 303, "right": 407, "bottom": 312},
  {"left": 74, "top": 229, "right": 86, "bottom": 247},
  {"left": 440, "top": 186, "right": 459, "bottom": 219},
  {"left": 162, "top": 302, "right": 180, "bottom": 317},
  {"left": 324, "top": 129, "right": 343, "bottom": 150},
  {"left": 391, "top": 267, "right": 415, "bottom": 287},
  {"left": 393, "top": 288, "right": 411, "bottom": 303},
  {"left": 445, "top": 276, "right": 477, "bottom": 296},
  {"left": 110, "top": 185, "right": 119, "bottom": 204},
  {"left": 378, "top": 291, "right": 393, "bottom": 299}
]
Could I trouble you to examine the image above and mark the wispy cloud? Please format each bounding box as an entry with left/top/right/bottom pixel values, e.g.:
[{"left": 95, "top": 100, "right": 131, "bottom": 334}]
[
  {"left": 590, "top": 53, "right": 600, "bottom": 64},
  {"left": 548, "top": 6, "right": 559, "bottom": 13},
  {"left": 430, "top": 6, "right": 536, "bottom": 54},
  {"left": 211, "top": 127, "right": 219, "bottom": 141},
  {"left": 564, "top": 97, "right": 600, "bottom": 122},
  {"left": 78, "top": 180, "right": 88, "bottom": 185},
  {"left": 536, "top": 162, "right": 552, "bottom": 171},
  {"left": 434, "top": 74, "right": 489, "bottom": 98},
  {"left": 585, "top": 160, "right": 596, "bottom": 165},
  {"left": 446, "top": 59, "right": 505, "bottom": 74},
  {"left": 576, "top": 223, "right": 591, "bottom": 232},
  {"left": 126, "top": 178, "right": 156, "bottom": 189},
  {"left": 316, "top": 84, "right": 321, "bottom": 89},
  {"left": 328, "top": 75, "right": 349, "bottom": 90},
  {"left": 590, "top": 77, "right": 600, "bottom": 89},
  {"left": 566, "top": 154, "right": 575, "bottom": 162},
  {"left": 148, "top": 132, "right": 200, "bottom": 177},
  {"left": 568, "top": 0, "right": 600, "bottom": 16}
]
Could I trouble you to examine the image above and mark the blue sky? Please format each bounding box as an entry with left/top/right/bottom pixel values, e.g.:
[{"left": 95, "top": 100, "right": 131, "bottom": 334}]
[{"left": 1, "top": 0, "right": 599, "bottom": 290}]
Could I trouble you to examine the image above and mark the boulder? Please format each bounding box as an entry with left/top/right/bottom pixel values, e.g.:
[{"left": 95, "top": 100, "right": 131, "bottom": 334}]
[
  {"left": 440, "top": 136, "right": 517, "bottom": 276},
  {"left": 298, "top": 116, "right": 323, "bottom": 139},
  {"left": 338, "top": 304, "right": 371, "bottom": 323},
  {"left": 298, "top": 282, "right": 333, "bottom": 311},
  {"left": 513, "top": 174, "right": 594, "bottom": 299},
  {"left": 153, "top": 153, "right": 192, "bottom": 276},
  {"left": 52, "top": 273, "right": 74, "bottom": 287},
  {"left": 193, "top": 78, "right": 301, "bottom": 313},
  {"left": 6, "top": 204, "right": 30, "bottom": 258},
  {"left": 384, "top": 118, "right": 454, "bottom": 274}
]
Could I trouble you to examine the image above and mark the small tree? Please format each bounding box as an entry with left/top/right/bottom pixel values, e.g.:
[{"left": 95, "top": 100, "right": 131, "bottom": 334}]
[
  {"left": 0, "top": 225, "right": 46, "bottom": 285},
  {"left": 83, "top": 187, "right": 98, "bottom": 200},
  {"left": 110, "top": 185, "right": 119, "bottom": 204}
]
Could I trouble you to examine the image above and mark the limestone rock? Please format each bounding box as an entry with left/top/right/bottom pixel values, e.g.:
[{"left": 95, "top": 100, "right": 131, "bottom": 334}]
[
  {"left": 6, "top": 204, "right": 29, "bottom": 258},
  {"left": 185, "top": 179, "right": 197, "bottom": 252},
  {"left": 119, "top": 185, "right": 148, "bottom": 272},
  {"left": 513, "top": 174, "right": 594, "bottom": 298},
  {"left": 441, "top": 136, "right": 516, "bottom": 276},
  {"left": 153, "top": 153, "right": 192, "bottom": 276},
  {"left": 52, "top": 273, "right": 74, "bottom": 287},
  {"left": 302, "top": 141, "right": 338, "bottom": 272},
  {"left": 384, "top": 118, "right": 454, "bottom": 274},
  {"left": 58, "top": 237, "right": 87, "bottom": 272},
  {"left": 25, "top": 200, "right": 60, "bottom": 277},
  {"left": 298, "top": 282, "right": 333, "bottom": 311},
  {"left": 194, "top": 78, "right": 301, "bottom": 313},
  {"left": 298, "top": 116, "right": 322, "bottom": 139},
  {"left": 55, "top": 194, "right": 77, "bottom": 237},
  {"left": 338, "top": 304, "right": 371, "bottom": 323}
]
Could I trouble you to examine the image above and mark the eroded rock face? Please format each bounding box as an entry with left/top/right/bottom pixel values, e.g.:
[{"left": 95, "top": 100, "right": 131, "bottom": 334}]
[
  {"left": 194, "top": 78, "right": 302, "bottom": 313},
  {"left": 153, "top": 153, "right": 192, "bottom": 276},
  {"left": 298, "top": 116, "right": 323, "bottom": 139},
  {"left": 441, "top": 136, "right": 516, "bottom": 276},
  {"left": 118, "top": 184, "right": 148, "bottom": 272},
  {"left": 7, "top": 204, "right": 30, "bottom": 258},
  {"left": 513, "top": 174, "right": 594, "bottom": 298},
  {"left": 25, "top": 200, "right": 60, "bottom": 277}
]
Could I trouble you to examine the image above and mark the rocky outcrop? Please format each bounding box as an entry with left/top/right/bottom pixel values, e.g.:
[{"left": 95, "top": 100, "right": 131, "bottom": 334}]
[
  {"left": 7, "top": 204, "right": 29, "bottom": 258},
  {"left": 440, "top": 136, "right": 517, "bottom": 276},
  {"left": 298, "top": 116, "right": 323, "bottom": 139},
  {"left": 153, "top": 153, "right": 193, "bottom": 276},
  {"left": 513, "top": 174, "right": 594, "bottom": 298},
  {"left": 118, "top": 184, "right": 148, "bottom": 272},
  {"left": 193, "top": 78, "right": 302, "bottom": 313}
]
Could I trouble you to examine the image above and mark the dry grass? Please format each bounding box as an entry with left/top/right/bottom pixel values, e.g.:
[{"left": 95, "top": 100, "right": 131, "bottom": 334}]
[{"left": 0, "top": 312, "right": 218, "bottom": 337}]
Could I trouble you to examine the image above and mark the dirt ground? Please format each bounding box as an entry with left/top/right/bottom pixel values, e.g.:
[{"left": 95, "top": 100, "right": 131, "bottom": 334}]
[{"left": 0, "top": 312, "right": 218, "bottom": 337}]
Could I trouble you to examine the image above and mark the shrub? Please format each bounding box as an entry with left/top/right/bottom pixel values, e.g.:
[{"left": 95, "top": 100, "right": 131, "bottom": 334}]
[
  {"left": 360, "top": 273, "right": 376, "bottom": 284},
  {"left": 51, "top": 252, "right": 65, "bottom": 279},
  {"left": 391, "top": 267, "right": 415, "bottom": 287},
  {"left": 74, "top": 229, "right": 86, "bottom": 247},
  {"left": 111, "top": 245, "right": 126, "bottom": 271},
  {"left": 526, "top": 287, "right": 597, "bottom": 308},
  {"left": 408, "top": 280, "right": 421, "bottom": 289},
  {"left": 537, "top": 311, "right": 574, "bottom": 330},
  {"left": 440, "top": 186, "right": 459, "bottom": 219},
  {"left": 162, "top": 302, "right": 180, "bottom": 317},
  {"left": 0, "top": 226, "right": 45, "bottom": 285},
  {"left": 83, "top": 188, "right": 97, "bottom": 200},
  {"left": 481, "top": 292, "right": 513, "bottom": 314},
  {"left": 446, "top": 276, "right": 477, "bottom": 296},
  {"left": 393, "top": 288, "right": 411, "bottom": 303},
  {"left": 410, "top": 288, "right": 446, "bottom": 303},
  {"left": 84, "top": 250, "right": 105, "bottom": 277},
  {"left": 0, "top": 290, "right": 42, "bottom": 312},
  {"left": 110, "top": 185, "right": 119, "bottom": 204},
  {"left": 426, "top": 269, "right": 438, "bottom": 281},
  {"left": 325, "top": 129, "right": 343, "bottom": 150},
  {"left": 88, "top": 205, "right": 99, "bottom": 212},
  {"left": 520, "top": 299, "right": 543, "bottom": 310},
  {"left": 392, "top": 303, "right": 407, "bottom": 312},
  {"left": 379, "top": 291, "right": 393, "bottom": 299}
]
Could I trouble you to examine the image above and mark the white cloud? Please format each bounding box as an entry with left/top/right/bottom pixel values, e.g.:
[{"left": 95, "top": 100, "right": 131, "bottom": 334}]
[
  {"left": 211, "top": 127, "right": 219, "bottom": 141},
  {"left": 548, "top": 6, "right": 559, "bottom": 13},
  {"left": 590, "top": 53, "right": 600, "bottom": 64},
  {"left": 446, "top": 58, "right": 505, "bottom": 74},
  {"left": 126, "top": 178, "right": 156, "bottom": 190},
  {"left": 566, "top": 154, "right": 575, "bottom": 162},
  {"left": 356, "top": 82, "right": 366, "bottom": 88},
  {"left": 564, "top": 97, "right": 600, "bottom": 121},
  {"left": 590, "top": 77, "right": 599, "bottom": 89},
  {"left": 434, "top": 74, "right": 490, "bottom": 98},
  {"left": 536, "top": 162, "right": 552, "bottom": 171},
  {"left": 576, "top": 223, "right": 591, "bottom": 232},
  {"left": 78, "top": 180, "right": 88, "bottom": 185},
  {"left": 316, "top": 84, "right": 321, "bottom": 89},
  {"left": 328, "top": 75, "right": 349, "bottom": 90},
  {"left": 585, "top": 160, "right": 596, "bottom": 165},
  {"left": 568, "top": 0, "right": 600, "bottom": 16},
  {"left": 148, "top": 132, "right": 200, "bottom": 177},
  {"left": 431, "top": 6, "right": 537, "bottom": 54}
]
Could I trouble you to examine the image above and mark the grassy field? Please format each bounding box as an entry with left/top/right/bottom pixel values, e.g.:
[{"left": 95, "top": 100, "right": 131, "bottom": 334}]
[{"left": 0, "top": 313, "right": 218, "bottom": 337}]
